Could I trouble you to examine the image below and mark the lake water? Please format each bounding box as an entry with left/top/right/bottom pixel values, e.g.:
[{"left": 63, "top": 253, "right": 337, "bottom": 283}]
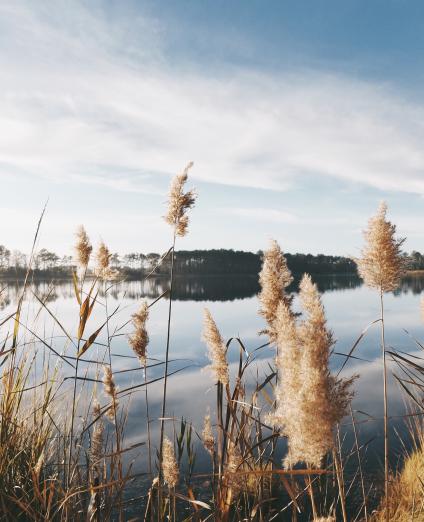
[{"left": 2, "top": 273, "right": 424, "bottom": 511}]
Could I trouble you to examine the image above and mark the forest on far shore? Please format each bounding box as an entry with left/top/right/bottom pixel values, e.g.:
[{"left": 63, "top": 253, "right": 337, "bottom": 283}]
[{"left": 0, "top": 245, "right": 423, "bottom": 279}]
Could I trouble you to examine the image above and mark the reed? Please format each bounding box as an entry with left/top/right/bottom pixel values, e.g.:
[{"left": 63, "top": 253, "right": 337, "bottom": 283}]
[
  {"left": 355, "top": 201, "right": 405, "bottom": 521},
  {"left": 1, "top": 184, "right": 423, "bottom": 521}
]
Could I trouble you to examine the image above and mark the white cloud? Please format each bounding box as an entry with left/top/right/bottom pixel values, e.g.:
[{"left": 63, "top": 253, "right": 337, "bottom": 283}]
[
  {"left": 1, "top": 1, "right": 424, "bottom": 197},
  {"left": 220, "top": 207, "right": 299, "bottom": 223}
]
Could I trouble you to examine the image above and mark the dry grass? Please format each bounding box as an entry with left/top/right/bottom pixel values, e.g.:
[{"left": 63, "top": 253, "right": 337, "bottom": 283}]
[{"left": 1, "top": 184, "right": 424, "bottom": 521}]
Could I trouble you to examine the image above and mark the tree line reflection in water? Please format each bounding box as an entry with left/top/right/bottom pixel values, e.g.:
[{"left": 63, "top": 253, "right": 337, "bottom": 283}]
[{"left": 2, "top": 273, "right": 424, "bottom": 309}]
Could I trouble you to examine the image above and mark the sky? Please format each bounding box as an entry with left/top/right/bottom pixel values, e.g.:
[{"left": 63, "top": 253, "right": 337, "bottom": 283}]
[{"left": 1, "top": 0, "right": 424, "bottom": 257}]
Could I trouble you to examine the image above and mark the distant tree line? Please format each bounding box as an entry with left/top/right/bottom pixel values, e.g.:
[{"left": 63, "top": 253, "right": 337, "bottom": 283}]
[{"left": 1, "top": 245, "right": 423, "bottom": 279}]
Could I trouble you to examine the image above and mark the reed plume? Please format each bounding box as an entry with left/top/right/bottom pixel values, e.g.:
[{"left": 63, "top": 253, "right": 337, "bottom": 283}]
[
  {"left": 74, "top": 225, "right": 92, "bottom": 268},
  {"left": 258, "top": 239, "right": 293, "bottom": 343},
  {"left": 269, "top": 274, "right": 354, "bottom": 468},
  {"left": 162, "top": 437, "right": 179, "bottom": 488},
  {"left": 90, "top": 399, "right": 104, "bottom": 473},
  {"left": 202, "top": 413, "right": 215, "bottom": 456},
  {"left": 224, "top": 441, "right": 245, "bottom": 496},
  {"left": 128, "top": 301, "right": 149, "bottom": 366},
  {"left": 356, "top": 201, "right": 405, "bottom": 292},
  {"left": 102, "top": 365, "right": 119, "bottom": 422},
  {"left": 202, "top": 308, "right": 229, "bottom": 385},
  {"left": 164, "top": 162, "right": 196, "bottom": 237},
  {"left": 95, "top": 241, "right": 117, "bottom": 280},
  {"left": 266, "top": 299, "right": 300, "bottom": 430},
  {"left": 355, "top": 201, "right": 405, "bottom": 520}
]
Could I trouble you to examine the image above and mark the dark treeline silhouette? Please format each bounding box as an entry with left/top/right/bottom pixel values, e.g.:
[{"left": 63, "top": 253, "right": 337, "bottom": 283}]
[
  {"left": 125, "top": 250, "right": 359, "bottom": 277},
  {"left": 1, "top": 245, "right": 423, "bottom": 280}
]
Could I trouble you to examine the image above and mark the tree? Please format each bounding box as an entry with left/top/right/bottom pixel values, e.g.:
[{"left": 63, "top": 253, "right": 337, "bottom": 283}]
[{"left": 0, "top": 245, "right": 11, "bottom": 270}]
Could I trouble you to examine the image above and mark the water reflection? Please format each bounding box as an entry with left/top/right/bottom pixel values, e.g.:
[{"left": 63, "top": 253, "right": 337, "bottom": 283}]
[
  {"left": 1, "top": 273, "right": 424, "bottom": 495},
  {"left": 0, "top": 273, "right": 364, "bottom": 306}
]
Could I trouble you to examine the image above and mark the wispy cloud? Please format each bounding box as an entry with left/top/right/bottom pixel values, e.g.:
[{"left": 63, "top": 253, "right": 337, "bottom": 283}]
[
  {"left": 220, "top": 207, "right": 299, "bottom": 223},
  {"left": 1, "top": 1, "right": 424, "bottom": 198}
]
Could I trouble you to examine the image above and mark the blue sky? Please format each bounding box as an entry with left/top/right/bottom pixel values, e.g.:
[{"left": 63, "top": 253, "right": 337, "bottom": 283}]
[{"left": 1, "top": 0, "right": 424, "bottom": 256}]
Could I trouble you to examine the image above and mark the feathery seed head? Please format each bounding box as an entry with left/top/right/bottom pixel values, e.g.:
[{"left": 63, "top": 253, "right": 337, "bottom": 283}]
[
  {"left": 267, "top": 299, "right": 300, "bottom": 430},
  {"left": 258, "top": 239, "right": 293, "bottom": 343},
  {"left": 202, "top": 308, "right": 229, "bottom": 385},
  {"left": 356, "top": 201, "right": 405, "bottom": 293},
  {"left": 102, "top": 365, "right": 119, "bottom": 422},
  {"left": 95, "top": 242, "right": 118, "bottom": 280},
  {"left": 128, "top": 301, "right": 149, "bottom": 366},
  {"left": 90, "top": 399, "right": 104, "bottom": 472},
  {"left": 269, "top": 274, "right": 354, "bottom": 468},
  {"left": 162, "top": 437, "right": 179, "bottom": 488},
  {"left": 74, "top": 225, "right": 92, "bottom": 268},
  {"left": 164, "top": 162, "right": 196, "bottom": 237},
  {"left": 224, "top": 441, "right": 245, "bottom": 495},
  {"left": 202, "top": 413, "right": 215, "bottom": 455}
]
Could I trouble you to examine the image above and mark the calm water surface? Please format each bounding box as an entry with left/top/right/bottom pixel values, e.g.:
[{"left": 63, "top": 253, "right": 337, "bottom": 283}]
[{"left": 2, "top": 273, "right": 424, "bottom": 503}]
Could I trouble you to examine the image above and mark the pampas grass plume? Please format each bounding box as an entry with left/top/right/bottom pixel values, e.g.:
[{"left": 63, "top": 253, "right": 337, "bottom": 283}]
[
  {"left": 258, "top": 239, "right": 293, "bottom": 343},
  {"left": 162, "top": 437, "right": 179, "bottom": 488},
  {"left": 74, "top": 225, "right": 92, "bottom": 268},
  {"left": 102, "top": 365, "right": 119, "bottom": 422},
  {"left": 128, "top": 301, "right": 149, "bottom": 366},
  {"left": 164, "top": 162, "right": 196, "bottom": 237},
  {"left": 356, "top": 201, "right": 405, "bottom": 293},
  {"left": 202, "top": 413, "right": 214, "bottom": 455},
  {"left": 202, "top": 308, "right": 229, "bottom": 385}
]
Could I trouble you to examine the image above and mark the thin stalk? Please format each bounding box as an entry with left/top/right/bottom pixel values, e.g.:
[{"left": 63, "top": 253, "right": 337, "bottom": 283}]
[
  {"left": 67, "top": 357, "right": 79, "bottom": 488},
  {"left": 144, "top": 363, "right": 152, "bottom": 477},
  {"left": 158, "top": 234, "right": 176, "bottom": 510},
  {"left": 307, "top": 474, "right": 317, "bottom": 520},
  {"left": 334, "top": 433, "right": 348, "bottom": 522},
  {"left": 350, "top": 405, "right": 368, "bottom": 521},
  {"left": 105, "top": 289, "right": 124, "bottom": 522},
  {"left": 67, "top": 265, "right": 87, "bottom": 489},
  {"left": 380, "top": 289, "right": 389, "bottom": 522}
]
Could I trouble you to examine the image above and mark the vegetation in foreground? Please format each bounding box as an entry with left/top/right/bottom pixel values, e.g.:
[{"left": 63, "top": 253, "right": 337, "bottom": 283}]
[{"left": 1, "top": 164, "right": 424, "bottom": 521}]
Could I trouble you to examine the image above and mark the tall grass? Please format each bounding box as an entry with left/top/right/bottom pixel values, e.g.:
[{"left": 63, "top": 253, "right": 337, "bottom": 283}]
[{"left": 0, "top": 184, "right": 423, "bottom": 521}]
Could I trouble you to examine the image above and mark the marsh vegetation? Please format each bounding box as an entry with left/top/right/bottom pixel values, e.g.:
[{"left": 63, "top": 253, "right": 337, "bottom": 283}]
[{"left": 1, "top": 166, "right": 424, "bottom": 521}]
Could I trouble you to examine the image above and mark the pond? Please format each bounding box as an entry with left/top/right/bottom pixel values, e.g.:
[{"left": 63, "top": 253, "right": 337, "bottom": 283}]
[{"left": 2, "top": 272, "right": 424, "bottom": 515}]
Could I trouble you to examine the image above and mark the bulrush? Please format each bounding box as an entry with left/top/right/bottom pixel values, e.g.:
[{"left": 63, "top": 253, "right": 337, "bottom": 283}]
[
  {"left": 258, "top": 239, "right": 293, "bottom": 343},
  {"left": 162, "top": 437, "right": 179, "bottom": 488},
  {"left": 102, "top": 365, "right": 119, "bottom": 422},
  {"left": 74, "top": 225, "right": 92, "bottom": 268},
  {"left": 356, "top": 201, "right": 405, "bottom": 292},
  {"left": 202, "top": 308, "right": 229, "bottom": 385},
  {"left": 269, "top": 274, "right": 354, "bottom": 468},
  {"left": 128, "top": 301, "right": 149, "bottom": 366},
  {"left": 164, "top": 162, "right": 196, "bottom": 237},
  {"left": 202, "top": 413, "right": 215, "bottom": 456}
]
